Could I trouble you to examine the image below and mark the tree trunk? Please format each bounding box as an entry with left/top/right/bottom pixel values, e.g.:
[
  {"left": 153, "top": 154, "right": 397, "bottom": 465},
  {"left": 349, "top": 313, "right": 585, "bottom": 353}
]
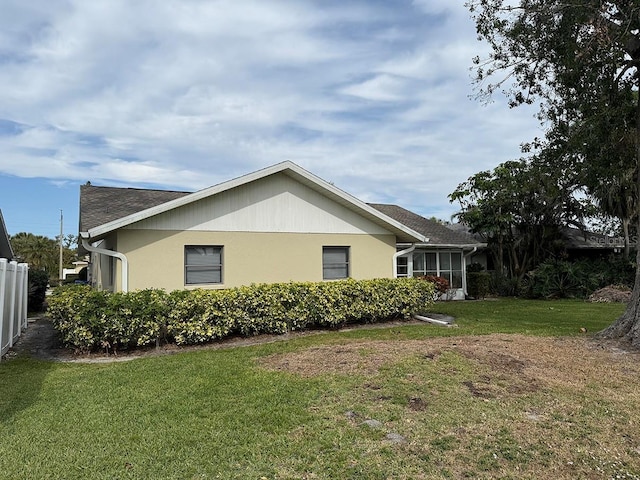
[
  {"left": 597, "top": 75, "right": 640, "bottom": 347},
  {"left": 623, "top": 217, "right": 630, "bottom": 261},
  {"left": 597, "top": 245, "right": 640, "bottom": 347}
]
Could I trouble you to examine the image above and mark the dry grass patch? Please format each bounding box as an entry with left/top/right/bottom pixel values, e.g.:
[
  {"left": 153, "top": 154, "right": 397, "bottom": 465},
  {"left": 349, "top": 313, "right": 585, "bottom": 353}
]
[
  {"left": 261, "top": 334, "right": 640, "bottom": 388},
  {"left": 261, "top": 334, "right": 640, "bottom": 479}
]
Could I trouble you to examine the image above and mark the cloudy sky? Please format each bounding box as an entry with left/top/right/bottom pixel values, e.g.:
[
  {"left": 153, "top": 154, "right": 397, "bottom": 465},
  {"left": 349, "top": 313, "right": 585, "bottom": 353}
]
[{"left": 0, "top": 0, "right": 542, "bottom": 239}]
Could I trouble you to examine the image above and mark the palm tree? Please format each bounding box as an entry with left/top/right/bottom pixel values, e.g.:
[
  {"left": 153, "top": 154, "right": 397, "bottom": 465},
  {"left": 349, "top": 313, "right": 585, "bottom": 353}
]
[
  {"left": 10, "top": 232, "right": 59, "bottom": 272},
  {"left": 590, "top": 169, "right": 637, "bottom": 260}
]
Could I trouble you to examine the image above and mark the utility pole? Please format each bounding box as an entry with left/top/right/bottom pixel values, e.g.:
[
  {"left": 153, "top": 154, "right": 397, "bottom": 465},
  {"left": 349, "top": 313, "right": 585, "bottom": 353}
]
[{"left": 59, "top": 209, "right": 63, "bottom": 281}]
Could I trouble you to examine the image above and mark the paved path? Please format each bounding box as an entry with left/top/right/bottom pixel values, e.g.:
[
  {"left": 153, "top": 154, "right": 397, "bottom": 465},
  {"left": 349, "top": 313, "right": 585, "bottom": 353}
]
[{"left": 6, "top": 316, "right": 69, "bottom": 361}]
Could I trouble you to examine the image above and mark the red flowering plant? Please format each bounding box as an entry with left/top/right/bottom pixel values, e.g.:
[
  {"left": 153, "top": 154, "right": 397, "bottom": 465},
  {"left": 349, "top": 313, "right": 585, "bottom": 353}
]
[{"left": 419, "top": 275, "right": 450, "bottom": 301}]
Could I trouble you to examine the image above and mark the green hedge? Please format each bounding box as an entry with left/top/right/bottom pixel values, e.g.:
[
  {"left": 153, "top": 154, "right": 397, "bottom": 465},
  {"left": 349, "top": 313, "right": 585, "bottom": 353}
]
[
  {"left": 467, "top": 272, "right": 491, "bottom": 299},
  {"left": 47, "top": 278, "right": 436, "bottom": 352}
]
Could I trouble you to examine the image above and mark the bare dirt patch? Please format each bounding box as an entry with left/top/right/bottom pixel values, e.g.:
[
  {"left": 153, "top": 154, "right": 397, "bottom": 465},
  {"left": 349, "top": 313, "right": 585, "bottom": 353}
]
[{"left": 260, "top": 334, "right": 640, "bottom": 391}]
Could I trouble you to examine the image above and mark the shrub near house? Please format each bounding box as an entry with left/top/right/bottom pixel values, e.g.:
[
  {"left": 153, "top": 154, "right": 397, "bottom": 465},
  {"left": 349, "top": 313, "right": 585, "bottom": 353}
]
[{"left": 47, "top": 278, "right": 435, "bottom": 352}]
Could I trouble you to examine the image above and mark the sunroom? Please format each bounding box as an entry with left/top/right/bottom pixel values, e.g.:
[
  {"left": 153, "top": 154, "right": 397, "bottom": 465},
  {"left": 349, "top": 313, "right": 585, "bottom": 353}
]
[{"left": 396, "top": 248, "right": 477, "bottom": 300}]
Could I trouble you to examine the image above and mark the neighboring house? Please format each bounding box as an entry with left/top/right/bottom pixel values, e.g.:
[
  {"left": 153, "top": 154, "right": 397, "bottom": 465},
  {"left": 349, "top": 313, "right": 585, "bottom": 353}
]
[
  {"left": 79, "top": 162, "right": 485, "bottom": 298},
  {"left": 561, "top": 227, "right": 637, "bottom": 258},
  {"left": 62, "top": 260, "right": 89, "bottom": 281},
  {"left": 0, "top": 210, "right": 14, "bottom": 260},
  {"left": 369, "top": 205, "right": 486, "bottom": 300}
]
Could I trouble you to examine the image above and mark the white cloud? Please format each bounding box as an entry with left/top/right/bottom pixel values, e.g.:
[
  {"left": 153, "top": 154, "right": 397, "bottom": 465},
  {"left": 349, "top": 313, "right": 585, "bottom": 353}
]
[{"left": 0, "top": 0, "right": 542, "bottom": 222}]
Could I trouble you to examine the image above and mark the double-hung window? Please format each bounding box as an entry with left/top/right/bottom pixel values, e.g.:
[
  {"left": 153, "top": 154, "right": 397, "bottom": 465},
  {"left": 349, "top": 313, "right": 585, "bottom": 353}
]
[
  {"left": 322, "top": 246, "right": 350, "bottom": 280},
  {"left": 185, "top": 246, "right": 223, "bottom": 285}
]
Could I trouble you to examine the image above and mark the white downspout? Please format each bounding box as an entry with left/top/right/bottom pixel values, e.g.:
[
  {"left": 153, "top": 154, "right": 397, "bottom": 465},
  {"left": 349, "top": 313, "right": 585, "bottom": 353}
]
[
  {"left": 81, "top": 236, "right": 129, "bottom": 293},
  {"left": 393, "top": 244, "right": 417, "bottom": 278},
  {"left": 462, "top": 246, "right": 478, "bottom": 297}
]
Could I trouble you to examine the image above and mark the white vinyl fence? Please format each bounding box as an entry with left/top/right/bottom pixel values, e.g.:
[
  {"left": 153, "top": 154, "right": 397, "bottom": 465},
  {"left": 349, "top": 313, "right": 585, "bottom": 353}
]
[{"left": 0, "top": 258, "right": 28, "bottom": 358}]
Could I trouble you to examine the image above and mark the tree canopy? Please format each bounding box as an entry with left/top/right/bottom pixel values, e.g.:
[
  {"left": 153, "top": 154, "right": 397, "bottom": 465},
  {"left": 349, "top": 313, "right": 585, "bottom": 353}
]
[
  {"left": 449, "top": 156, "right": 589, "bottom": 280},
  {"left": 466, "top": 0, "right": 640, "bottom": 345},
  {"left": 10, "top": 232, "right": 78, "bottom": 277}
]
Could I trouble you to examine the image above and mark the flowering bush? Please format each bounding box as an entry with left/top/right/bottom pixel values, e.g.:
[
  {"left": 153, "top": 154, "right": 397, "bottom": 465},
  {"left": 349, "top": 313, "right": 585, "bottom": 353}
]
[
  {"left": 419, "top": 275, "right": 450, "bottom": 300},
  {"left": 47, "top": 278, "right": 435, "bottom": 352}
]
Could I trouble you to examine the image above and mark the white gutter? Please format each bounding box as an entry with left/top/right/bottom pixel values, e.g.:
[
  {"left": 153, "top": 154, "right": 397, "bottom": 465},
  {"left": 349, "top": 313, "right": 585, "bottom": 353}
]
[
  {"left": 81, "top": 236, "right": 129, "bottom": 292},
  {"left": 393, "top": 244, "right": 418, "bottom": 278}
]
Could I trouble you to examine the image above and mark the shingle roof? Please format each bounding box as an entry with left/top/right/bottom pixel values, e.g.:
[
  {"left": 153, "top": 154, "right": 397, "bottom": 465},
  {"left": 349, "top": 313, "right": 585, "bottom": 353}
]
[
  {"left": 79, "top": 184, "right": 191, "bottom": 232},
  {"left": 561, "top": 227, "right": 636, "bottom": 250},
  {"left": 0, "top": 209, "right": 14, "bottom": 259},
  {"left": 368, "top": 203, "right": 484, "bottom": 246}
]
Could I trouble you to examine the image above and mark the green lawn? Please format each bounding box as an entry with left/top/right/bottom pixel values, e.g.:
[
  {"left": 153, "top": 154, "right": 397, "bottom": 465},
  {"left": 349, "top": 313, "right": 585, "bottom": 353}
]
[{"left": 1, "top": 299, "right": 635, "bottom": 479}]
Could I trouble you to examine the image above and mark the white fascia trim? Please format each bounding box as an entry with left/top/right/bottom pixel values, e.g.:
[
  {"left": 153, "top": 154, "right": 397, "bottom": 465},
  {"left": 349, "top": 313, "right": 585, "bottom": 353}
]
[
  {"left": 413, "top": 243, "right": 487, "bottom": 249},
  {"left": 87, "top": 161, "right": 427, "bottom": 243}
]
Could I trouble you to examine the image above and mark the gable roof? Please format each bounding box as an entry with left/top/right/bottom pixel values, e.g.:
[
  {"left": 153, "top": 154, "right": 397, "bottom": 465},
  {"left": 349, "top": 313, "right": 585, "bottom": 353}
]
[
  {"left": 0, "top": 209, "right": 15, "bottom": 260},
  {"left": 368, "top": 204, "right": 485, "bottom": 247},
  {"left": 80, "top": 161, "right": 428, "bottom": 243}
]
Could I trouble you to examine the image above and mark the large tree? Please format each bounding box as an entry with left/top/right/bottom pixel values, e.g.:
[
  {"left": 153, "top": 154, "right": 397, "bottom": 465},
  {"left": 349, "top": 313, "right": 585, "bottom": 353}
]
[
  {"left": 450, "top": 157, "right": 587, "bottom": 280},
  {"left": 467, "top": 0, "right": 640, "bottom": 345}
]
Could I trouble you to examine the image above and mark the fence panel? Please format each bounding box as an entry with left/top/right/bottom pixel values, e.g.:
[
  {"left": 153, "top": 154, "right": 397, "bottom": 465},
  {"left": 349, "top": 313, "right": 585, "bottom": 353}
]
[{"left": 0, "top": 258, "right": 29, "bottom": 358}]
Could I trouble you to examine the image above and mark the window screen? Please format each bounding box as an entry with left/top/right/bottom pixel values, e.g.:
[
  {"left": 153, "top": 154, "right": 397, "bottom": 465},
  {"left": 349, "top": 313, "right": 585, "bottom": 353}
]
[
  {"left": 323, "top": 246, "right": 349, "bottom": 280},
  {"left": 185, "top": 246, "right": 222, "bottom": 284}
]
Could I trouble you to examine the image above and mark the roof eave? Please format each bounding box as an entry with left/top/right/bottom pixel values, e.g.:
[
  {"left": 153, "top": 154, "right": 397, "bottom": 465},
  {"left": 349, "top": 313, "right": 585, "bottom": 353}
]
[{"left": 414, "top": 243, "right": 487, "bottom": 249}]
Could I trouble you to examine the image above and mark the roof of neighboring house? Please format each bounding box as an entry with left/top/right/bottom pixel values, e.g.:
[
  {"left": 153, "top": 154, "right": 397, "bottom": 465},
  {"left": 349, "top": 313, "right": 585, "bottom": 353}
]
[
  {"left": 562, "top": 227, "right": 636, "bottom": 250},
  {"left": 368, "top": 204, "right": 486, "bottom": 247},
  {"left": 80, "top": 162, "right": 428, "bottom": 244},
  {"left": 0, "top": 209, "right": 15, "bottom": 259}
]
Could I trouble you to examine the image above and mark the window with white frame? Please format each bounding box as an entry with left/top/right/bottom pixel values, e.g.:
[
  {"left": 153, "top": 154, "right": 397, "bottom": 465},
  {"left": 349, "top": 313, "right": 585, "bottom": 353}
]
[
  {"left": 185, "top": 246, "right": 223, "bottom": 285},
  {"left": 411, "top": 251, "right": 463, "bottom": 288},
  {"left": 396, "top": 256, "right": 409, "bottom": 277},
  {"left": 322, "top": 246, "right": 350, "bottom": 280}
]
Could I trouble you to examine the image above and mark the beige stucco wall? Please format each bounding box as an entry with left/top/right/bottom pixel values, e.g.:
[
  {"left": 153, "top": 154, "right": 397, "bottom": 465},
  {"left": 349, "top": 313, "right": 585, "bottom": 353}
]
[{"left": 112, "top": 229, "right": 396, "bottom": 292}]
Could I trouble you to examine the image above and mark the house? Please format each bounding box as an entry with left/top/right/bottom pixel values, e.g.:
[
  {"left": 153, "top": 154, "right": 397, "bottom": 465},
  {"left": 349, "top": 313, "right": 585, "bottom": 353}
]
[
  {"left": 79, "top": 162, "right": 485, "bottom": 298},
  {"left": 62, "top": 260, "right": 90, "bottom": 281},
  {"left": 369, "top": 204, "right": 486, "bottom": 300},
  {"left": 0, "top": 210, "right": 14, "bottom": 260},
  {"left": 561, "top": 227, "right": 637, "bottom": 258}
]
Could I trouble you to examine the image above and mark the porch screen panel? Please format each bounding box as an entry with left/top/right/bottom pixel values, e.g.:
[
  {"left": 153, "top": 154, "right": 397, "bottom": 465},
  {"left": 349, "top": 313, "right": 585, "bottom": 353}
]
[
  {"left": 425, "top": 253, "right": 437, "bottom": 276},
  {"left": 413, "top": 252, "right": 441, "bottom": 277},
  {"left": 413, "top": 252, "right": 425, "bottom": 276},
  {"left": 436, "top": 252, "right": 463, "bottom": 289},
  {"left": 450, "top": 252, "right": 463, "bottom": 288}
]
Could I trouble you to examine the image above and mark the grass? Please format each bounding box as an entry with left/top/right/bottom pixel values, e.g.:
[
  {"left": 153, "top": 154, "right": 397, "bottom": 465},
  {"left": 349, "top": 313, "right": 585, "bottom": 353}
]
[{"left": 1, "top": 298, "right": 636, "bottom": 479}]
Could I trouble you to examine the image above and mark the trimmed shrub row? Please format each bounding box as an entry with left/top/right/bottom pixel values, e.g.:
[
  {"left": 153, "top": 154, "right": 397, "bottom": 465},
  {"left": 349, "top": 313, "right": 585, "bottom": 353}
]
[{"left": 47, "top": 278, "right": 435, "bottom": 352}]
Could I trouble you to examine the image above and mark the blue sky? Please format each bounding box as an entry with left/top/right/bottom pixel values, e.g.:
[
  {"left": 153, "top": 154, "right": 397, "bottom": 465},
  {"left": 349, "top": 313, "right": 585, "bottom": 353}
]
[{"left": 0, "top": 0, "right": 541, "bottom": 240}]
